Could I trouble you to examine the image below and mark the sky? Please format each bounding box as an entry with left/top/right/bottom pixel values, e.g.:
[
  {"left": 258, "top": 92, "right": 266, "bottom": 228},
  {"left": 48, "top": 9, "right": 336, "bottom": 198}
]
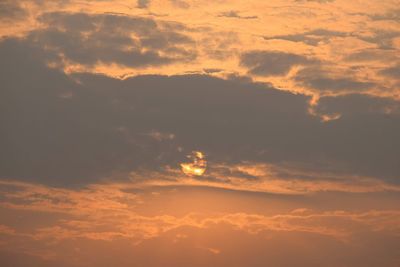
[{"left": 0, "top": 0, "right": 399, "bottom": 266}]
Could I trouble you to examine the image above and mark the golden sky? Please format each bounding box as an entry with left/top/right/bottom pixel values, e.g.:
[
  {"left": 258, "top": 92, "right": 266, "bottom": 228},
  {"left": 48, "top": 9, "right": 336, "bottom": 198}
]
[{"left": 0, "top": 0, "right": 399, "bottom": 266}]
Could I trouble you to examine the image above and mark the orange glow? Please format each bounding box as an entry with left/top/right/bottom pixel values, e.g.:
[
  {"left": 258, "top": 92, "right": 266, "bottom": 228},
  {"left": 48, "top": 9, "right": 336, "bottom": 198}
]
[
  {"left": 1, "top": 0, "right": 399, "bottom": 266},
  {"left": 180, "top": 151, "right": 207, "bottom": 176}
]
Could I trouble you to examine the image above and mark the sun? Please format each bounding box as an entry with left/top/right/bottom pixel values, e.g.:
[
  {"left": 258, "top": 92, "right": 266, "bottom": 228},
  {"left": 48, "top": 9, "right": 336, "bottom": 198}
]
[{"left": 180, "top": 151, "right": 207, "bottom": 176}]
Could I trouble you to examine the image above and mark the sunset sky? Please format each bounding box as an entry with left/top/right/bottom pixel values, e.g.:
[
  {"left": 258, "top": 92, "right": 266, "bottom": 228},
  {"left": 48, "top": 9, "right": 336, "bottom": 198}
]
[{"left": 0, "top": 0, "right": 400, "bottom": 266}]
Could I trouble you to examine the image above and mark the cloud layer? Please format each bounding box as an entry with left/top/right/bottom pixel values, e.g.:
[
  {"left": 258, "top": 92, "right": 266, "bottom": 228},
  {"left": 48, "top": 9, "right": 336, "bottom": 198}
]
[{"left": 0, "top": 0, "right": 399, "bottom": 266}]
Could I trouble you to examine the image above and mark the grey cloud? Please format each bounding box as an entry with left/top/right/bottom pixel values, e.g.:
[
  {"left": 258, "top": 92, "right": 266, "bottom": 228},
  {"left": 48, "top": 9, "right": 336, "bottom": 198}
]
[
  {"left": 263, "top": 29, "right": 347, "bottom": 46},
  {"left": 0, "top": 38, "right": 312, "bottom": 186},
  {"left": 203, "top": 68, "right": 223, "bottom": 74},
  {"left": 0, "top": 0, "right": 27, "bottom": 21},
  {"left": 137, "top": 0, "right": 150, "bottom": 9},
  {"left": 344, "top": 51, "right": 379, "bottom": 62},
  {"left": 379, "top": 64, "right": 400, "bottom": 80},
  {"left": 170, "top": 0, "right": 190, "bottom": 9},
  {"left": 344, "top": 49, "right": 398, "bottom": 62},
  {"left": 315, "top": 94, "right": 400, "bottom": 117},
  {"left": 29, "top": 12, "right": 196, "bottom": 68},
  {"left": 264, "top": 28, "right": 400, "bottom": 54},
  {"left": 240, "top": 51, "right": 315, "bottom": 76},
  {"left": 1, "top": 38, "right": 400, "bottom": 186},
  {"left": 218, "top": 11, "right": 258, "bottom": 20},
  {"left": 263, "top": 22, "right": 398, "bottom": 50},
  {"left": 314, "top": 95, "right": 400, "bottom": 181},
  {"left": 299, "top": 77, "right": 374, "bottom": 92},
  {"left": 369, "top": 9, "right": 400, "bottom": 23},
  {"left": 357, "top": 30, "right": 400, "bottom": 50},
  {"left": 295, "top": 67, "right": 375, "bottom": 92}
]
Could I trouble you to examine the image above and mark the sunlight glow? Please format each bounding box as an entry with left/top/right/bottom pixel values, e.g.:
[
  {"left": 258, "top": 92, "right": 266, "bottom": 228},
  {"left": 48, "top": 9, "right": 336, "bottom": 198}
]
[{"left": 180, "top": 151, "right": 207, "bottom": 176}]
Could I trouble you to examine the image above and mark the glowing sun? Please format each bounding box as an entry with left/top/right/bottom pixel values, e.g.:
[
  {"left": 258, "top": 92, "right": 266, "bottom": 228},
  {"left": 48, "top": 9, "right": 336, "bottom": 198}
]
[{"left": 180, "top": 151, "right": 207, "bottom": 176}]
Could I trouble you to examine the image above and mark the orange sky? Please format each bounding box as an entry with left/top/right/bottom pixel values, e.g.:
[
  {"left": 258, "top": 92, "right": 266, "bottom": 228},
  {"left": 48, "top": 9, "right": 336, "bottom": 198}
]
[{"left": 0, "top": 1, "right": 399, "bottom": 266}]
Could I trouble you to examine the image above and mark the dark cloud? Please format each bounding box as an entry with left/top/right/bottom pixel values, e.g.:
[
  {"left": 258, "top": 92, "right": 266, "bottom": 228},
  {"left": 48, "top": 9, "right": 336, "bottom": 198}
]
[
  {"left": 264, "top": 27, "right": 399, "bottom": 50},
  {"left": 218, "top": 11, "right": 258, "bottom": 20},
  {"left": 137, "top": 0, "right": 150, "bottom": 9},
  {"left": 240, "top": 51, "right": 315, "bottom": 76},
  {"left": 295, "top": 67, "right": 375, "bottom": 92},
  {"left": 298, "top": 77, "right": 374, "bottom": 92},
  {"left": 344, "top": 49, "right": 396, "bottom": 62},
  {"left": 28, "top": 12, "right": 196, "bottom": 68},
  {"left": 315, "top": 94, "right": 400, "bottom": 117},
  {"left": 313, "top": 94, "right": 400, "bottom": 182},
  {"left": 0, "top": 0, "right": 27, "bottom": 21},
  {"left": 170, "top": 0, "right": 190, "bottom": 9},
  {"left": 379, "top": 64, "right": 400, "bottom": 79},
  {"left": 369, "top": 9, "right": 400, "bottom": 23},
  {"left": 263, "top": 29, "right": 347, "bottom": 46},
  {"left": 0, "top": 38, "right": 399, "bottom": 186},
  {"left": 357, "top": 30, "right": 400, "bottom": 50},
  {"left": 263, "top": 28, "right": 400, "bottom": 51},
  {"left": 0, "top": 38, "right": 311, "bottom": 186},
  {"left": 203, "top": 68, "right": 223, "bottom": 74}
]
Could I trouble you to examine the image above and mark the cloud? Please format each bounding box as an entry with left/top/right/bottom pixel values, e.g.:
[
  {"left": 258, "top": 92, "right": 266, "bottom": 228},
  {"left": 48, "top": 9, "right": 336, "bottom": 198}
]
[
  {"left": 357, "top": 30, "right": 400, "bottom": 50},
  {"left": 0, "top": 38, "right": 311, "bottom": 185},
  {"left": 263, "top": 29, "right": 348, "bottom": 46},
  {"left": 1, "top": 179, "right": 399, "bottom": 241},
  {"left": 128, "top": 163, "right": 400, "bottom": 195},
  {"left": 1, "top": 37, "right": 400, "bottom": 186},
  {"left": 379, "top": 64, "right": 400, "bottom": 79},
  {"left": 1, "top": 3, "right": 400, "bottom": 267},
  {"left": 315, "top": 94, "right": 400, "bottom": 117},
  {"left": 369, "top": 9, "right": 400, "bottom": 23},
  {"left": 28, "top": 12, "right": 196, "bottom": 68},
  {"left": 298, "top": 77, "right": 374, "bottom": 92},
  {"left": 218, "top": 11, "right": 258, "bottom": 20},
  {"left": 265, "top": 28, "right": 397, "bottom": 60},
  {"left": 295, "top": 67, "right": 375, "bottom": 93},
  {"left": 0, "top": 178, "right": 399, "bottom": 267},
  {"left": 263, "top": 28, "right": 399, "bottom": 50},
  {"left": 240, "top": 51, "right": 315, "bottom": 76},
  {"left": 137, "top": 0, "right": 151, "bottom": 9},
  {"left": 344, "top": 49, "right": 396, "bottom": 62},
  {"left": 0, "top": 0, "right": 27, "bottom": 21},
  {"left": 170, "top": 0, "right": 190, "bottom": 9}
]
